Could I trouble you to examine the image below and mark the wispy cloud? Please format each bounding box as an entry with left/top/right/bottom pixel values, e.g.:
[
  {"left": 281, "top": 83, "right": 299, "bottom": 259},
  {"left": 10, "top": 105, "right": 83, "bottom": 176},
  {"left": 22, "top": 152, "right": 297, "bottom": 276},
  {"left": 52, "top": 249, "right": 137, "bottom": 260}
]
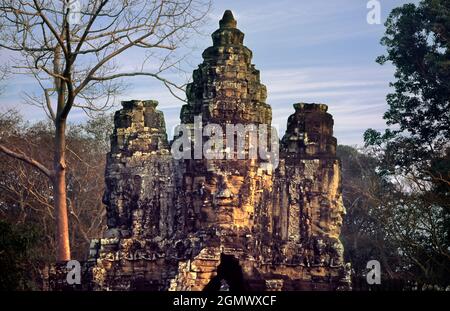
[
  {"left": 261, "top": 65, "right": 394, "bottom": 145},
  {"left": 0, "top": 0, "right": 413, "bottom": 146}
]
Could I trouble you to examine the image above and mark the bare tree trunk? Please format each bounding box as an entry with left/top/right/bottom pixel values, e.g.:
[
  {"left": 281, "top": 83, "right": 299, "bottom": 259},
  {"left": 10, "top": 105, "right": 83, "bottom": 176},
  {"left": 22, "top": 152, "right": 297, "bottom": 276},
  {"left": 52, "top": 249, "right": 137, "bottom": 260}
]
[
  {"left": 54, "top": 119, "right": 70, "bottom": 261},
  {"left": 0, "top": 0, "right": 210, "bottom": 263}
]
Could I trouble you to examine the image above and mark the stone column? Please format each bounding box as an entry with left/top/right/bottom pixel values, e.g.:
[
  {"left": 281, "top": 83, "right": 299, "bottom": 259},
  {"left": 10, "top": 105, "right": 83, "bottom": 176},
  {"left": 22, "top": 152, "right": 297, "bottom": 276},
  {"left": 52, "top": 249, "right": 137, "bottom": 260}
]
[{"left": 103, "top": 100, "right": 175, "bottom": 240}]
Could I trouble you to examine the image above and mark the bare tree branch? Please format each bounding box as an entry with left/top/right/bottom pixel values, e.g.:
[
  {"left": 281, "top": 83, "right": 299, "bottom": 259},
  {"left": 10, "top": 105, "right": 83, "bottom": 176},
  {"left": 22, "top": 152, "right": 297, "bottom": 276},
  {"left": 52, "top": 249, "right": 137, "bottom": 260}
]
[
  {"left": 0, "top": 0, "right": 210, "bottom": 262},
  {"left": 0, "top": 143, "right": 53, "bottom": 178},
  {"left": 91, "top": 71, "right": 187, "bottom": 102}
]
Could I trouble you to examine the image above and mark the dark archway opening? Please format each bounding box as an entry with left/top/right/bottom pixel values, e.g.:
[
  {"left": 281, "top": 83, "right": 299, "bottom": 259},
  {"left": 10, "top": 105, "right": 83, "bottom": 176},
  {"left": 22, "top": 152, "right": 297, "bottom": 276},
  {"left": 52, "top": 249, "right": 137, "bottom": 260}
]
[{"left": 203, "top": 254, "right": 247, "bottom": 291}]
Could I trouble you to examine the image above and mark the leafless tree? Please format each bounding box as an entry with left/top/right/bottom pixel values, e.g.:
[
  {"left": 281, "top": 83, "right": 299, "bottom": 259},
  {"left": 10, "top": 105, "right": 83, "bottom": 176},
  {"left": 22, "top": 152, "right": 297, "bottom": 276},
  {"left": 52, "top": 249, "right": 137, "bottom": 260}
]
[
  {"left": 0, "top": 110, "right": 111, "bottom": 264},
  {"left": 0, "top": 0, "right": 209, "bottom": 261},
  {"left": 339, "top": 145, "right": 450, "bottom": 288}
]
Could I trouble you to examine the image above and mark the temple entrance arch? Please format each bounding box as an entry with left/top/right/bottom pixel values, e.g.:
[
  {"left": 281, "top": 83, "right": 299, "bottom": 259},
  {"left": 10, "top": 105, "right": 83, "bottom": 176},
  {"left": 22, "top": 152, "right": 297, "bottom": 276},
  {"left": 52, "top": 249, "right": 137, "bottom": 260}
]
[{"left": 203, "top": 253, "right": 247, "bottom": 291}]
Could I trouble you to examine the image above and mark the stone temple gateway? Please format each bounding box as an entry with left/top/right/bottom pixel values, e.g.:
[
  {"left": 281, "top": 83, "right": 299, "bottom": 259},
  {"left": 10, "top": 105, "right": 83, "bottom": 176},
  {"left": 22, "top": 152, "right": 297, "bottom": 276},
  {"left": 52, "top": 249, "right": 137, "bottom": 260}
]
[{"left": 87, "top": 10, "right": 351, "bottom": 291}]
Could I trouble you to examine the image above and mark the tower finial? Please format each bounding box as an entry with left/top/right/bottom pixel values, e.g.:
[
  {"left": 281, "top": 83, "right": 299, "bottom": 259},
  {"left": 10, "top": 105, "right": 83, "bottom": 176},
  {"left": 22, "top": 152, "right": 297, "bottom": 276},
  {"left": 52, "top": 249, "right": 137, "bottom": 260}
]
[{"left": 219, "top": 10, "right": 237, "bottom": 29}]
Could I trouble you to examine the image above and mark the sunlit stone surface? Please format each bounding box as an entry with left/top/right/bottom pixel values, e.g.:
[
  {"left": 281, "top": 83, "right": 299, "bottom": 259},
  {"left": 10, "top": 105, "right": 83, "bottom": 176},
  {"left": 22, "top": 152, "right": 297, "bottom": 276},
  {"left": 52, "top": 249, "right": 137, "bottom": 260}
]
[{"left": 87, "top": 10, "right": 351, "bottom": 291}]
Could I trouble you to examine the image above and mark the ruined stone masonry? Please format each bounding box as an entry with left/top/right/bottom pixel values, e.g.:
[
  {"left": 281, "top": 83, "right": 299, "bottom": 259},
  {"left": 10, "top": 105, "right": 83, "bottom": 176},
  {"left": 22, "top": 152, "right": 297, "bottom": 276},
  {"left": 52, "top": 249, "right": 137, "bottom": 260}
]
[{"left": 87, "top": 10, "right": 351, "bottom": 291}]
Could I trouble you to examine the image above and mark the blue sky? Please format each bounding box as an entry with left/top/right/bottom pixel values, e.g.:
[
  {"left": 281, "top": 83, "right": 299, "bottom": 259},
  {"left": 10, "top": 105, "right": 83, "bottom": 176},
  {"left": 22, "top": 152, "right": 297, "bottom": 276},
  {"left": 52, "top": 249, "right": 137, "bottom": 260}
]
[{"left": 0, "top": 0, "right": 418, "bottom": 146}]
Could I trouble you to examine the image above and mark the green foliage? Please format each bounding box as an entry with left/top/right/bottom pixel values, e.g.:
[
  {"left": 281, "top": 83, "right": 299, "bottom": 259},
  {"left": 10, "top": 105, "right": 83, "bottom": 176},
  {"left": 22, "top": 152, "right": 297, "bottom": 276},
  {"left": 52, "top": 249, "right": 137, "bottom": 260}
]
[
  {"left": 339, "top": 145, "right": 450, "bottom": 288},
  {"left": 365, "top": 0, "right": 450, "bottom": 172},
  {"left": 338, "top": 146, "right": 401, "bottom": 286},
  {"left": 0, "top": 220, "right": 42, "bottom": 290},
  {"left": 360, "top": 1, "right": 450, "bottom": 286}
]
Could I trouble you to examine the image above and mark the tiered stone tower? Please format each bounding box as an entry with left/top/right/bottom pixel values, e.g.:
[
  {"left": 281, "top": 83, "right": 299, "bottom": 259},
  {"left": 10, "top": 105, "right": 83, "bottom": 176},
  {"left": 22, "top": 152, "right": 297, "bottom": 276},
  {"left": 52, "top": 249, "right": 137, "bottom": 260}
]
[
  {"left": 87, "top": 10, "right": 350, "bottom": 291},
  {"left": 103, "top": 100, "right": 174, "bottom": 239}
]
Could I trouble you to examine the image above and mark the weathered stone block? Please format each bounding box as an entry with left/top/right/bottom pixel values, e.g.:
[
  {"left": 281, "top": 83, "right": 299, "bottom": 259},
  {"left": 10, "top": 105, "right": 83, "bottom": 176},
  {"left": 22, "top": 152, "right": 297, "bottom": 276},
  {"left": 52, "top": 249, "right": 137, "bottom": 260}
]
[{"left": 86, "top": 10, "right": 350, "bottom": 292}]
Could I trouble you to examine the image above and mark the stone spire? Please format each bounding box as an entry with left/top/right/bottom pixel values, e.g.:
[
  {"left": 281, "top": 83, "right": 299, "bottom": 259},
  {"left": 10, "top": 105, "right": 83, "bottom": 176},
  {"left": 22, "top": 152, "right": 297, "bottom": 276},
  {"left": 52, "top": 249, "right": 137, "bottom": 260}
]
[
  {"left": 103, "top": 100, "right": 175, "bottom": 239},
  {"left": 181, "top": 10, "right": 270, "bottom": 125},
  {"left": 211, "top": 10, "right": 243, "bottom": 47},
  {"left": 219, "top": 10, "right": 237, "bottom": 28},
  {"left": 80, "top": 11, "right": 351, "bottom": 292}
]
